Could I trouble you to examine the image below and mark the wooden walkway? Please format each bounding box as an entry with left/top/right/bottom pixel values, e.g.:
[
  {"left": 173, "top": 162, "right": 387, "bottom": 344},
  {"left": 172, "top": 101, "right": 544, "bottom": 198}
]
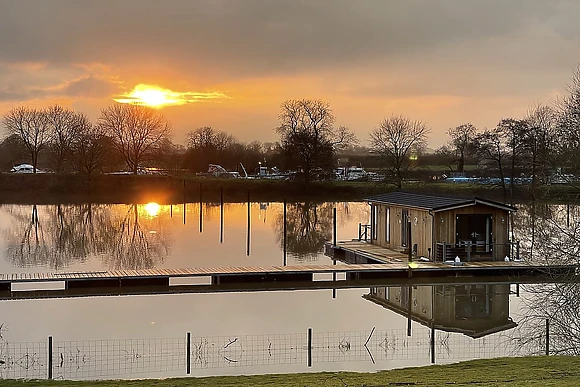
[
  {"left": 0, "top": 260, "right": 575, "bottom": 291},
  {"left": 326, "top": 241, "right": 409, "bottom": 263}
]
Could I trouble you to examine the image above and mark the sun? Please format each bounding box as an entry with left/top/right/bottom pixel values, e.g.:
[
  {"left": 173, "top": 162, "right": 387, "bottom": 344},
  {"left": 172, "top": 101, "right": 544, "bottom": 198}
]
[{"left": 114, "top": 84, "right": 229, "bottom": 108}]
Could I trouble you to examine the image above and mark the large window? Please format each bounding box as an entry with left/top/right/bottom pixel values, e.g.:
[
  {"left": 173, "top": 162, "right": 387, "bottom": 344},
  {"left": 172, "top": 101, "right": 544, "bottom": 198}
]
[
  {"left": 371, "top": 204, "right": 378, "bottom": 240},
  {"left": 385, "top": 207, "right": 390, "bottom": 243}
]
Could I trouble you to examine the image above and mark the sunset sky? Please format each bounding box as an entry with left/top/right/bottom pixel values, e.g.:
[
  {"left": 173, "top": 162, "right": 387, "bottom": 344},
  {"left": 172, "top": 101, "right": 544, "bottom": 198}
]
[{"left": 1, "top": 0, "right": 580, "bottom": 147}]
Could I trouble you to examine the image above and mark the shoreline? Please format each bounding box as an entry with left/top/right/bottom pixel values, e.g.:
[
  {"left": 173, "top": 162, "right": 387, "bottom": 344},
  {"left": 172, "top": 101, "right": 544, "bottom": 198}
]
[{"left": 0, "top": 173, "right": 578, "bottom": 205}]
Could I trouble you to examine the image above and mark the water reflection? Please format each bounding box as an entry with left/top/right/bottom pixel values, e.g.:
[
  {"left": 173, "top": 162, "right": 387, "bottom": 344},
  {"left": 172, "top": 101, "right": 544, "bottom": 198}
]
[
  {"left": 2, "top": 204, "right": 171, "bottom": 271},
  {"left": 364, "top": 284, "right": 516, "bottom": 338},
  {"left": 274, "top": 202, "right": 333, "bottom": 261}
]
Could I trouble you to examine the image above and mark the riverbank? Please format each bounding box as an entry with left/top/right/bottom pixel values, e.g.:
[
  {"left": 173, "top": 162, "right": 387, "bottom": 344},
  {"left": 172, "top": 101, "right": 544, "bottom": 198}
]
[
  {"left": 1, "top": 356, "right": 579, "bottom": 386},
  {"left": 0, "top": 173, "right": 578, "bottom": 204}
]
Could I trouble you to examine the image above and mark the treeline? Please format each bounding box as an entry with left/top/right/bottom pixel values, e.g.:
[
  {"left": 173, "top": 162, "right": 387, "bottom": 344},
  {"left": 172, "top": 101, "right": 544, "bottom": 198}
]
[{"left": 2, "top": 65, "right": 580, "bottom": 198}]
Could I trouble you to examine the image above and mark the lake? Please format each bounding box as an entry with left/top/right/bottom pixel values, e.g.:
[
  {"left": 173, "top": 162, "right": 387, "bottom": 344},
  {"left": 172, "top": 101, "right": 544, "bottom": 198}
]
[{"left": 0, "top": 201, "right": 577, "bottom": 380}]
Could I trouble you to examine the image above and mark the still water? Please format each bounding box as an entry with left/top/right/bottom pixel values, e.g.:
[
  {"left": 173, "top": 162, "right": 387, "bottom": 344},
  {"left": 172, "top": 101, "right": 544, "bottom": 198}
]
[{"left": 0, "top": 202, "right": 577, "bottom": 380}]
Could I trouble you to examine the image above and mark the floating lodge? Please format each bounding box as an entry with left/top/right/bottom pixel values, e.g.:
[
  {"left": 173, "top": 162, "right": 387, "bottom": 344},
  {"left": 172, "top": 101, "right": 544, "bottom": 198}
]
[{"left": 326, "top": 191, "right": 519, "bottom": 265}]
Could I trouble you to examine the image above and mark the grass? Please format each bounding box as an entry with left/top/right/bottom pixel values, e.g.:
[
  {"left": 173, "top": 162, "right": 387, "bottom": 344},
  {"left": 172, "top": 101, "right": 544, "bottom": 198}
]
[{"left": 2, "top": 357, "right": 580, "bottom": 386}]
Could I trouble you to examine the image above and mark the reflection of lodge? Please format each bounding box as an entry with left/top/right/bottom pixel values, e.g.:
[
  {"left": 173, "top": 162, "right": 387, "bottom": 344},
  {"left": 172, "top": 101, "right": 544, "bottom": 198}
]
[{"left": 363, "top": 284, "right": 517, "bottom": 338}]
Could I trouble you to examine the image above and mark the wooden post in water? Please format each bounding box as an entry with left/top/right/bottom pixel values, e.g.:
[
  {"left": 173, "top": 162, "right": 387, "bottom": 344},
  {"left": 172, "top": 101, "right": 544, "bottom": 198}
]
[
  {"left": 199, "top": 182, "right": 203, "bottom": 233},
  {"left": 247, "top": 192, "right": 251, "bottom": 256},
  {"left": 283, "top": 199, "right": 287, "bottom": 266},
  {"left": 333, "top": 207, "right": 337, "bottom": 247},
  {"left": 186, "top": 332, "right": 191, "bottom": 374},
  {"left": 183, "top": 180, "right": 186, "bottom": 225},
  {"left": 408, "top": 221, "right": 413, "bottom": 279},
  {"left": 48, "top": 336, "right": 53, "bottom": 380},
  {"left": 546, "top": 318, "right": 550, "bottom": 355},
  {"left": 170, "top": 204, "right": 173, "bottom": 218},
  {"left": 220, "top": 187, "right": 224, "bottom": 244},
  {"left": 516, "top": 283, "right": 520, "bottom": 297},
  {"left": 567, "top": 204, "right": 570, "bottom": 227},
  {"left": 307, "top": 328, "right": 312, "bottom": 367}
]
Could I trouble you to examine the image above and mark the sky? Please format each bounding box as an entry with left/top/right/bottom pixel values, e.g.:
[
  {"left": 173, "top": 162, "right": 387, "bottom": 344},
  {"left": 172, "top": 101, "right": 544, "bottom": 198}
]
[{"left": 1, "top": 0, "right": 580, "bottom": 148}]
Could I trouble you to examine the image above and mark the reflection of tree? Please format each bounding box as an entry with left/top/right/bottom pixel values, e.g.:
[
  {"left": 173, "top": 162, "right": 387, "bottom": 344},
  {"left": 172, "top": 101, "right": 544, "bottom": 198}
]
[
  {"left": 274, "top": 202, "right": 333, "bottom": 261},
  {"left": 2, "top": 204, "right": 171, "bottom": 271},
  {"left": 101, "top": 205, "right": 170, "bottom": 270}
]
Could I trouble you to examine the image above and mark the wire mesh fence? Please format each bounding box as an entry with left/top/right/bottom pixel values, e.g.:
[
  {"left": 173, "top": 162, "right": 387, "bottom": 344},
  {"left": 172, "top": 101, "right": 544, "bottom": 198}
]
[{"left": 0, "top": 325, "right": 550, "bottom": 381}]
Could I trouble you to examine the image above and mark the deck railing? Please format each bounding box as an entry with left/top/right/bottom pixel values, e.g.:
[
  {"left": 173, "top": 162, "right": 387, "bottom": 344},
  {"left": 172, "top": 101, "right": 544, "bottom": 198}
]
[
  {"left": 358, "top": 223, "right": 372, "bottom": 242},
  {"left": 435, "top": 241, "right": 520, "bottom": 262}
]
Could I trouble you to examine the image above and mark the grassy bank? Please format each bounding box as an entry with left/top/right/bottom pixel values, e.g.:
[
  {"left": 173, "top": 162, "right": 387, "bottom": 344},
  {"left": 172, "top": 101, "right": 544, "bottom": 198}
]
[
  {"left": 0, "top": 173, "right": 578, "bottom": 204},
  {"left": 2, "top": 357, "right": 580, "bottom": 386}
]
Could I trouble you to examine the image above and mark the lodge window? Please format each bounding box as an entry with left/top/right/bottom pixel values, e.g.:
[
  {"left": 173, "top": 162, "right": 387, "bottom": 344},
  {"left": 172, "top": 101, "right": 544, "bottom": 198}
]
[
  {"left": 371, "top": 204, "right": 378, "bottom": 240},
  {"left": 385, "top": 207, "right": 390, "bottom": 243}
]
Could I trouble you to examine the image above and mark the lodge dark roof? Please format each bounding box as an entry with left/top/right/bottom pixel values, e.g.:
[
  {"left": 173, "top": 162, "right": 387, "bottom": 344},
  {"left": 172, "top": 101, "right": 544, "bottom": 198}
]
[{"left": 363, "top": 191, "right": 516, "bottom": 212}]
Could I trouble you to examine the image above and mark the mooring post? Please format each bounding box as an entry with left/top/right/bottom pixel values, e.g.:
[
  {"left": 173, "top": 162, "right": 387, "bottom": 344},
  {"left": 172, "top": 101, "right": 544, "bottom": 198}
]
[
  {"left": 247, "top": 191, "right": 251, "bottom": 256},
  {"left": 567, "top": 203, "right": 570, "bottom": 227},
  {"left": 307, "top": 327, "right": 312, "bottom": 367},
  {"left": 48, "top": 336, "right": 53, "bottom": 380},
  {"left": 283, "top": 199, "right": 287, "bottom": 266},
  {"left": 408, "top": 221, "right": 413, "bottom": 279},
  {"left": 186, "top": 332, "right": 191, "bottom": 374},
  {"left": 431, "top": 324, "right": 435, "bottom": 364},
  {"left": 183, "top": 180, "right": 186, "bottom": 225},
  {"left": 546, "top": 318, "right": 550, "bottom": 356},
  {"left": 220, "top": 187, "right": 224, "bottom": 244},
  {"left": 199, "top": 182, "right": 203, "bottom": 233},
  {"left": 170, "top": 204, "right": 173, "bottom": 218},
  {"left": 333, "top": 207, "right": 337, "bottom": 247}
]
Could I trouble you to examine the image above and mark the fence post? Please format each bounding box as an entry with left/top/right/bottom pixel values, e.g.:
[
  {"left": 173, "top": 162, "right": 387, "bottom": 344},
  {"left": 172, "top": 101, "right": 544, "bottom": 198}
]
[
  {"left": 358, "top": 223, "right": 362, "bottom": 241},
  {"left": 186, "top": 332, "right": 191, "bottom": 374},
  {"left": 516, "top": 240, "right": 520, "bottom": 260},
  {"left": 431, "top": 325, "right": 435, "bottom": 364},
  {"left": 283, "top": 199, "right": 287, "bottom": 266},
  {"left": 546, "top": 319, "right": 550, "bottom": 356},
  {"left": 443, "top": 242, "right": 447, "bottom": 261},
  {"left": 307, "top": 328, "right": 312, "bottom": 367},
  {"left": 48, "top": 336, "right": 53, "bottom": 380},
  {"left": 220, "top": 187, "right": 224, "bottom": 244},
  {"left": 199, "top": 182, "right": 203, "bottom": 233}
]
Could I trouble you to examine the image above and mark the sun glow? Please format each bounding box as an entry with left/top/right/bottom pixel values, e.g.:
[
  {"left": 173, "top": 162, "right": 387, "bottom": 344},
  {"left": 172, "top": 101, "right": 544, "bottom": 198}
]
[
  {"left": 114, "top": 84, "right": 228, "bottom": 108},
  {"left": 144, "top": 202, "right": 161, "bottom": 217}
]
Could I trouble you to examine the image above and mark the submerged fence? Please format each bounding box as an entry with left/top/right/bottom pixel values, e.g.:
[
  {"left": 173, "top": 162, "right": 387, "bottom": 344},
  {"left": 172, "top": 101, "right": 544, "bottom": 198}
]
[{"left": 0, "top": 323, "right": 550, "bottom": 381}]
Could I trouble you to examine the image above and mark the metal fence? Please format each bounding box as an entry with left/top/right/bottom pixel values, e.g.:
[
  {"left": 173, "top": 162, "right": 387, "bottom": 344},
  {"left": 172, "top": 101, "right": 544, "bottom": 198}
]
[{"left": 0, "top": 325, "right": 549, "bottom": 381}]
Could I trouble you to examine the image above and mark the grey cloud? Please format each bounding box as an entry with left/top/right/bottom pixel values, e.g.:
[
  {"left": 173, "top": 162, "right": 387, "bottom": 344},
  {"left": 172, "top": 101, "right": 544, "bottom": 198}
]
[
  {"left": 54, "top": 75, "right": 122, "bottom": 98},
  {"left": 0, "top": 0, "right": 572, "bottom": 80}
]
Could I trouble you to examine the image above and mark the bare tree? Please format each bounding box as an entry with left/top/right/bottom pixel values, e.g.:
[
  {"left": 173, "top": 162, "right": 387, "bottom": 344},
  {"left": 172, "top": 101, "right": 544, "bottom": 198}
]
[
  {"left": 369, "top": 115, "right": 429, "bottom": 188},
  {"left": 525, "top": 104, "right": 557, "bottom": 195},
  {"left": 98, "top": 104, "right": 171, "bottom": 174},
  {"left": 45, "top": 105, "right": 85, "bottom": 173},
  {"left": 474, "top": 128, "right": 508, "bottom": 199},
  {"left": 276, "top": 99, "right": 356, "bottom": 183},
  {"left": 444, "top": 123, "right": 477, "bottom": 173},
  {"left": 2, "top": 106, "right": 52, "bottom": 173},
  {"left": 554, "top": 65, "right": 580, "bottom": 181},
  {"left": 71, "top": 118, "right": 111, "bottom": 176}
]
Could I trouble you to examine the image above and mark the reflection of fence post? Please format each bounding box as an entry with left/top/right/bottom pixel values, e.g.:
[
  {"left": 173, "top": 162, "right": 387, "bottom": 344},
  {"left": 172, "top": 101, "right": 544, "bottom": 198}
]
[
  {"left": 186, "top": 332, "right": 191, "bottom": 374},
  {"left": 546, "top": 319, "right": 550, "bottom": 356},
  {"left": 48, "top": 336, "right": 53, "bottom": 380},
  {"left": 307, "top": 328, "right": 312, "bottom": 367}
]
